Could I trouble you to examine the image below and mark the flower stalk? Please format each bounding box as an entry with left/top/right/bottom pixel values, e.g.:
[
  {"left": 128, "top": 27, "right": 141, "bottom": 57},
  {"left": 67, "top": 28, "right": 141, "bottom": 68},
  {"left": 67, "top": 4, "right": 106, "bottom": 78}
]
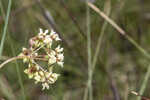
[{"left": 0, "top": 28, "right": 64, "bottom": 90}]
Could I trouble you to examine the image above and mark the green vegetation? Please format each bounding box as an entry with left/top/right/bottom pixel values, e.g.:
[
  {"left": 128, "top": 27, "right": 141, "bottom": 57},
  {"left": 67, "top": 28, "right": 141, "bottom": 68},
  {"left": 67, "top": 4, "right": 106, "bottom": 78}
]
[{"left": 0, "top": 0, "right": 150, "bottom": 100}]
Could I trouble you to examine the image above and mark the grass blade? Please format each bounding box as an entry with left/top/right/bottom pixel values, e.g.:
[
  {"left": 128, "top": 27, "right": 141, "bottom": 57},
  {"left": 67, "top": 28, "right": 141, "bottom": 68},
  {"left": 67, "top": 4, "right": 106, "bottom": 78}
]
[
  {"left": 0, "top": 0, "right": 18, "bottom": 100},
  {"left": 87, "top": 2, "right": 150, "bottom": 100},
  {"left": 10, "top": 44, "right": 26, "bottom": 100},
  {"left": 0, "top": 0, "right": 12, "bottom": 56},
  {"left": 137, "top": 64, "right": 150, "bottom": 100},
  {"left": 92, "top": 0, "right": 111, "bottom": 75},
  {"left": 84, "top": 0, "right": 92, "bottom": 100},
  {"left": 87, "top": 2, "right": 150, "bottom": 60}
]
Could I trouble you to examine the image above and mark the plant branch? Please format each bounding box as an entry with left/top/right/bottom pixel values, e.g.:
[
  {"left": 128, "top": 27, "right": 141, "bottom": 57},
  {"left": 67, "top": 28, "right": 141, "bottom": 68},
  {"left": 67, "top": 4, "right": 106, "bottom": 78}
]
[
  {"left": 0, "top": 56, "right": 24, "bottom": 69},
  {"left": 87, "top": 2, "right": 150, "bottom": 60}
]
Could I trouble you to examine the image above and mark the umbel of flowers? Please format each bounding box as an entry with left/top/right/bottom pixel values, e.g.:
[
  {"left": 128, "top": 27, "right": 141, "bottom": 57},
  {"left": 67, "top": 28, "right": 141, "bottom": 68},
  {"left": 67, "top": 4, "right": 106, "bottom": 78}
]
[{"left": 19, "top": 28, "right": 64, "bottom": 90}]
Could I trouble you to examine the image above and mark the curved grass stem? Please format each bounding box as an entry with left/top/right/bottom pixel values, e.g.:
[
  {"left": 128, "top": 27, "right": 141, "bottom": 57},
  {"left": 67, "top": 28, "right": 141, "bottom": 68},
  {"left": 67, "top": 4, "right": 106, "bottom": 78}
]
[
  {"left": 84, "top": 1, "right": 93, "bottom": 100},
  {"left": 87, "top": 2, "right": 150, "bottom": 60},
  {"left": 0, "top": 0, "right": 12, "bottom": 56},
  {"left": 87, "top": 2, "right": 150, "bottom": 100},
  {"left": 137, "top": 64, "right": 150, "bottom": 100},
  {"left": 0, "top": 56, "right": 24, "bottom": 69}
]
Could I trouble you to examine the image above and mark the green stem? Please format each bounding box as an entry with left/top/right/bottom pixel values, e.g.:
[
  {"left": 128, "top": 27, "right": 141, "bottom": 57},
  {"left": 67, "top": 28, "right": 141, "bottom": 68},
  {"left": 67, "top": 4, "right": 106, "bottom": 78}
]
[
  {"left": 84, "top": 0, "right": 93, "bottom": 100},
  {"left": 137, "top": 64, "right": 150, "bottom": 100},
  {"left": 11, "top": 48, "right": 26, "bottom": 100},
  {"left": 0, "top": 0, "right": 12, "bottom": 56},
  {"left": 87, "top": 2, "right": 150, "bottom": 100},
  {"left": 125, "top": 35, "right": 150, "bottom": 59},
  {"left": 0, "top": 56, "right": 24, "bottom": 69}
]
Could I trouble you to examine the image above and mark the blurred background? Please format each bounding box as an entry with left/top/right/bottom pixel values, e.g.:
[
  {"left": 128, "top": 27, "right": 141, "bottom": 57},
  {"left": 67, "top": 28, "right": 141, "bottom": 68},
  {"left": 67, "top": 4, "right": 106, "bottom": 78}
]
[{"left": 0, "top": 0, "right": 150, "bottom": 100}]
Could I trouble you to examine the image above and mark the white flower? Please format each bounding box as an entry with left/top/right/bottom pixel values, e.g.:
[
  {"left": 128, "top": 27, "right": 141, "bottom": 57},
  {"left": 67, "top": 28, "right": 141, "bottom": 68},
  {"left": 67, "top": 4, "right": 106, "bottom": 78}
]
[
  {"left": 34, "top": 73, "right": 41, "bottom": 82},
  {"left": 22, "top": 47, "right": 27, "bottom": 51},
  {"left": 48, "top": 77, "right": 55, "bottom": 84},
  {"left": 24, "top": 69, "right": 34, "bottom": 79},
  {"left": 23, "top": 58, "right": 28, "bottom": 63},
  {"left": 24, "top": 64, "right": 38, "bottom": 78},
  {"left": 38, "top": 28, "right": 49, "bottom": 39},
  {"left": 50, "top": 29, "right": 61, "bottom": 41},
  {"left": 39, "top": 71, "right": 44, "bottom": 76},
  {"left": 41, "top": 77, "right": 46, "bottom": 82},
  {"left": 50, "top": 29, "right": 56, "bottom": 34},
  {"left": 48, "top": 55, "right": 56, "bottom": 64},
  {"left": 20, "top": 28, "right": 64, "bottom": 90},
  {"left": 38, "top": 71, "right": 46, "bottom": 82},
  {"left": 55, "top": 45, "right": 63, "bottom": 53},
  {"left": 42, "top": 82, "right": 49, "bottom": 90},
  {"left": 57, "top": 62, "right": 64, "bottom": 67},
  {"left": 45, "top": 72, "right": 51, "bottom": 78},
  {"left": 47, "top": 73, "right": 59, "bottom": 84},
  {"left": 34, "top": 53, "right": 38, "bottom": 56},
  {"left": 43, "top": 35, "right": 52, "bottom": 44},
  {"left": 39, "top": 28, "right": 49, "bottom": 36},
  {"left": 39, "top": 28, "right": 43, "bottom": 35},
  {"left": 50, "top": 50, "right": 56, "bottom": 55},
  {"left": 35, "top": 65, "right": 40, "bottom": 70},
  {"left": 19, "top": 47, "right": 29, "bottom": 57},
  {"left": 51, "top": 73, "right": 59, "bottom": 81},
  {"left": 57, "top": 53, "right": 64, "bottom": 61},
  {"left": 48, "top": 66, "right": 53, "bottom": 73},
  {"left": 56, "top": 53, "right": 64, "bottom": 67},
  {"left": 47, "top": 50, "right": 57, "bottom": 64}
]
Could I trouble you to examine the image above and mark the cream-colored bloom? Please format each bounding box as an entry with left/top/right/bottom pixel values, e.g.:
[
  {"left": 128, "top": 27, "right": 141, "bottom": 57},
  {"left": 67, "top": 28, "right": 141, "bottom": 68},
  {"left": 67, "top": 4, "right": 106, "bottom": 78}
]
[
  {"left": 57, "top": 53, "right": 64, "bottom": 67},
  {"left": 42, "top": 82, "right": 49, "bottom": 90},
  {"left": 45, "top": 71, "right": 51, "bottom": 78},
  {"left": 39, "top": 28, "right": 49, "bottom": 36},
  {"left": 38, "top": 28, "right": 49, "bottom": 40},
  {"left": 48, "top": 55, "right": 56, "bottom": 64},
  {"left": 34, "top": 53, "right": 38, "bottom": 57},
  {"left": 24, "top": 66, "right": 37, "bottom": 79},
  {"left": 48, "top": 66, "right": 53, "bottom": 73},
  {"left": 39, "top": 70, "right": 44, "bottom": 76},
  {"left": 50, "top": 50, "right": 56, "bottom": 55},
  {"left": 24, "top": 69, "right": 34, "bottom": 79},
  {"left": 43, "top": 35, "right": 52, "bottom": 44},
  {"left": 21, "top": 28, "right": 64, "bottom": 90},
  {"left": 23, "top": 58, "right": 28, "bottom": 63},
  {"left": 57, "top": 62, "right": 64, "bottom": 67},
  {"left": 34, "top": 74, "right": 41, "bottom": 83},
  {"left": 50, "top": 29, "right": 61, "bottom": 41},
  {"left": 57, "top": 53, "right": 64, "bottom": 61},
  {"left": 47, "top": 73, "right": 59, "bottom": 84},
  {"left": 51, "top": 73, "right": 59, "bottom": 81},
  {"left": 48, "top": 50, "right": 57, "bottom": 64},
  {"left": 55, "top": 45, "right": 63, "bottom": 53},
  {"left": 22, "top": 47, "right": 27, "bottom": 51}
]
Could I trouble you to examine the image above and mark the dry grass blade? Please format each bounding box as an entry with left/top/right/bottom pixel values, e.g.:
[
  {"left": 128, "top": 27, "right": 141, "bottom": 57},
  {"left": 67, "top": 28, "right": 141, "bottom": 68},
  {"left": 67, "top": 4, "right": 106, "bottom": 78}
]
[
  {"left": 137, "top": 64, "right": 150, "bottom": 100},
  {"left": 0, "top": 56, "right": 23, "bottom": 69},
  {"left": 88, "top": 2, "right": 150, "bottom": 100},
  {"left": 87, "top": 1, "right": 150, "bottom": 63},
  {"left": 131, "top": 91, "right": 150, "bottom": 100},
  {"left": 87, "top": 2, "right": 126, "bottom": 35}
]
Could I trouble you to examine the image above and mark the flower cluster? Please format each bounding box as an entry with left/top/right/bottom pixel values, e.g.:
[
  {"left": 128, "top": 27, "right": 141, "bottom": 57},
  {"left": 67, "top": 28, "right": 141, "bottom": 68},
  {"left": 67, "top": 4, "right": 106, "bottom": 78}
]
[{"left": 19, "top": 28, "right": 64, "bottom": 90}]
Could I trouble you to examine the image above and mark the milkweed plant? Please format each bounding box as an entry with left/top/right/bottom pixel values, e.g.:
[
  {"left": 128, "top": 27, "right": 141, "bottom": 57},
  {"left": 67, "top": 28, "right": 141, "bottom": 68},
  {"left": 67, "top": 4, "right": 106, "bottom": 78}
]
[{"left": 0, "top": 28, "right": 64, "bottom": 90}]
